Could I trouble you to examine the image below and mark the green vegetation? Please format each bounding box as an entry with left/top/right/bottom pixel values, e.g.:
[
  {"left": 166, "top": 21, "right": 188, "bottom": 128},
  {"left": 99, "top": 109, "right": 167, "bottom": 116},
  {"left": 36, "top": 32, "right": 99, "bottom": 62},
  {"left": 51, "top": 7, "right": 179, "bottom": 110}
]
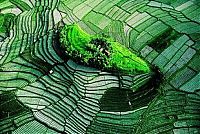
[
  {"left": 0, "top": 13, "right": 15, "bottom": 38},
  {"left": 1, "top": 0, "right": 199, "bottom": 133},
  {"left": 109, "top": 42, "right": 150, "bottom": 73},
  {"left": 60, "top": 24, "right": 150, "bottom": 74}
]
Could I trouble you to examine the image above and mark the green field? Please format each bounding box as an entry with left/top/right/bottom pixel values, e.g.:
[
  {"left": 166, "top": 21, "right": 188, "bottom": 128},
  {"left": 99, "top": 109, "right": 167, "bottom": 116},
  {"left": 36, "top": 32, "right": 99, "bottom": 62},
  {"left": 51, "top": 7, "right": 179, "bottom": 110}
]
[{"left": 0, "top": 0, "right": 199, "bottom": 134}]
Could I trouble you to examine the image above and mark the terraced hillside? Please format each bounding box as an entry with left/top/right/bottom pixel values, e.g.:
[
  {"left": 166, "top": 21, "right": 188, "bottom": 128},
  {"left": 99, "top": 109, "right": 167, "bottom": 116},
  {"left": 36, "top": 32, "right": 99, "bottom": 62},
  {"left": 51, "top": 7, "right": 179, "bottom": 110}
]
[{"left": 0, "top": 0, "right": 200, "bottom": 134}]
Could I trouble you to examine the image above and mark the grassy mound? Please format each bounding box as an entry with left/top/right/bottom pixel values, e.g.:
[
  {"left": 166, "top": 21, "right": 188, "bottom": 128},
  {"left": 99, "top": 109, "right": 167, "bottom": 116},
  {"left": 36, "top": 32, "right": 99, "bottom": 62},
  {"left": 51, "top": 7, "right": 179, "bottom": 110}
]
[{"left": 60, "top": 24, "right": 150, "bottom": 74}]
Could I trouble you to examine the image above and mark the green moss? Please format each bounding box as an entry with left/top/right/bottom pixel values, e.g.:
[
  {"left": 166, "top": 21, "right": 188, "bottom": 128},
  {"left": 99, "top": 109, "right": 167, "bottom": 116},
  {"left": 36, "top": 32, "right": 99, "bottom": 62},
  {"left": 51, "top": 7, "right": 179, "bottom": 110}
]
[{"left": 60, "top": 24, "right": 150, "bottom": 74}]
